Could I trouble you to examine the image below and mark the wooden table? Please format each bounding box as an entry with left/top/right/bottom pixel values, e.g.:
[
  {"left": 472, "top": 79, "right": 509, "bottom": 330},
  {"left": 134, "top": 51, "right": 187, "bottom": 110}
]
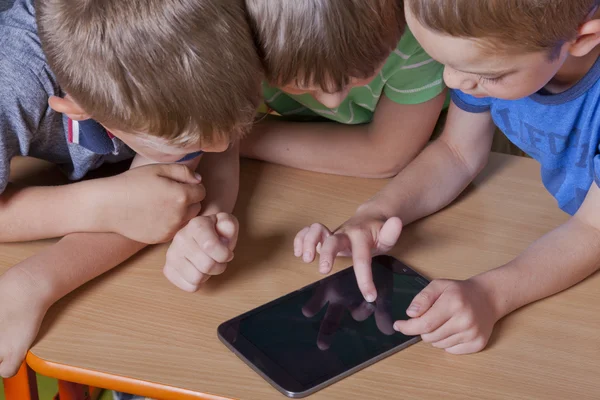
[{"left": 2, "top": 153, "right": 599, "bottom": 400}]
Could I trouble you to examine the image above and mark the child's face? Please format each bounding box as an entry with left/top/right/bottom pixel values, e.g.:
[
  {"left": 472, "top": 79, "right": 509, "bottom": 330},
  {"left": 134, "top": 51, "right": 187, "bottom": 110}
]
[
  {"left": 406, "top": 7, "right": 569, "bottom": 100},
  {"left": 280, "top": 67, "right": 383, "bottom": 108},
  {"left": 110, "top": 128, "right": 229, "bottom": 163}
]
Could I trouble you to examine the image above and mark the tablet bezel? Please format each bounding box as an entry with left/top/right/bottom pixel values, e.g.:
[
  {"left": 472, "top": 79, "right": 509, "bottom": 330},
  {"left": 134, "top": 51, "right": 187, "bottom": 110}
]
[{"left": 217, "top": 255, "right": 429, "bottom": 398}]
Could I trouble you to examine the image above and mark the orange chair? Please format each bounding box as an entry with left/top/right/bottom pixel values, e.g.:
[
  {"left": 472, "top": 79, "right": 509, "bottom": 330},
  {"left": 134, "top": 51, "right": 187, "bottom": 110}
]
[{"left": 3, "top": 362, "right": 101, "bottom": 400}]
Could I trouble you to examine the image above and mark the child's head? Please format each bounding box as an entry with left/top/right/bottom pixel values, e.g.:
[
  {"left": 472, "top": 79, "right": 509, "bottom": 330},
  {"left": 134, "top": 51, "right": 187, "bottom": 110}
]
[
  {"left": 37, "top": 0, "right": 263, "bottom": 162},
  {"left": 246, "top": 0, "right": 404, "bottom": 108},
  {"left": 405, "top": 0, "right": 600, "bottom": 100}
]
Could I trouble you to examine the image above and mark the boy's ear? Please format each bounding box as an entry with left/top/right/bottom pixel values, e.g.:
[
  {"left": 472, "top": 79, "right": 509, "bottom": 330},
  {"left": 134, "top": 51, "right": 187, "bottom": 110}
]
[
  {"left": 48, "top": 95, "right": 91, "bottom": 121},
  {"left": 569, "top": 18, "right": 600, "bottom": 57}
]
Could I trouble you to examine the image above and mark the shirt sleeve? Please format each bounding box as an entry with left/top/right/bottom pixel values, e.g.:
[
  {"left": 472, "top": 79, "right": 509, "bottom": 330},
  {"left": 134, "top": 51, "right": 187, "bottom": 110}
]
[
  {"left": 0, "top": 59, "right": 49, "bottom": 193},
  {"left": 383, "top": 44, "right": 445, "bottom": 105},
  {"left": 450, "top": 89, "right": 493, "bottom": 113}
]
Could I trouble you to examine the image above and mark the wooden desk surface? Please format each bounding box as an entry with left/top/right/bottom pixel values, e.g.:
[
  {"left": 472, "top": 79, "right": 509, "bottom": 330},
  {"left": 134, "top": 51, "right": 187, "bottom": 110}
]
[{"left": 2, "top": 153, "right": 599, "bottom": 400}]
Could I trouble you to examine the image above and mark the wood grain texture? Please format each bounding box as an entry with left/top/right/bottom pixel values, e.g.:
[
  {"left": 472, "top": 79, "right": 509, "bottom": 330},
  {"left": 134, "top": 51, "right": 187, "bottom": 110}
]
[{"left": 2, "top": 154, "right": 599, "bottom": 400}]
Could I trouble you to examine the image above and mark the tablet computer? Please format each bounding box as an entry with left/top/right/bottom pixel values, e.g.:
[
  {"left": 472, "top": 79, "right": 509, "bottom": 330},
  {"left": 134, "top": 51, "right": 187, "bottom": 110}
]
[{"left": 218, "top": 255, "right": 429, "bottom": 398}]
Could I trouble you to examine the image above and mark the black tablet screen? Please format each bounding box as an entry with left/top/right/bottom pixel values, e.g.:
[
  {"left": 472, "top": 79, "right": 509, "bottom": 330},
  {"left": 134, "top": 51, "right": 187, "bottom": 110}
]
[{"left": 233, "top": 257, "right": 428, "bottom": 389}]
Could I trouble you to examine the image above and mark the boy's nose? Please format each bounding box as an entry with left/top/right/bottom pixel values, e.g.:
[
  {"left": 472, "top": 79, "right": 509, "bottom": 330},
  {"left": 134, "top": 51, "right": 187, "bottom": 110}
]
[
  {"left": 443, "top": 67, "right": 477, "bottom": 91},
  {"left": 314, "top": 89, "right": 349, "bottom": 109}
]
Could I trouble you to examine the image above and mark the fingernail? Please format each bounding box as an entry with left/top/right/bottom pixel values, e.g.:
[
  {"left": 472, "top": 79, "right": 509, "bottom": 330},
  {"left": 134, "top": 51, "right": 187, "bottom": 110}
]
[
  {"left": 194, "top": 173, "right": 202, "bottom": 181},
  {"left": 365, "top": 292, "right": 377, "bottom": 303},
  {"left": 407, "top": 305, "right": 420, "bottom": 314},
  {"left": 294, "top": 249, "right": 301, "bottom": 257},
  {"left": 303, "top": 251, "right": 312, "bottom": 262},
  {"left": 227, "top": 252, "right": 234, "bottom": 262},
  {"left": 319, "top": 261, "right": 329, "bottom": 273},
  {"left": 393, "top": 322, "right": 401, "bottom": 331}
]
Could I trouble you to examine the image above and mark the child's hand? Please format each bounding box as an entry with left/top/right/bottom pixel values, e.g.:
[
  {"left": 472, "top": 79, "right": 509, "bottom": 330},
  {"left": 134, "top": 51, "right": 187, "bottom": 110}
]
[
  {"left": 0, "top": 268, "right": 50, "bottom": 378},
  {"left": 294, "top": 213, "right": 402, "bottom": 302},
  {"left": 163, "top": 213, "right": 238, "bottom": 292},
  {"left": 394, "top": 279, "right": 499, "bottom": 354},
  {"left": 102, "top": 164, "right": 206, "bottom": 244}
]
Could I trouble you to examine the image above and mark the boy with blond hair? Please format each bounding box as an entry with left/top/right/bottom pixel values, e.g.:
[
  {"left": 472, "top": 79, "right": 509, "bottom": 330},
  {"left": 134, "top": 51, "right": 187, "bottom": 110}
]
[
  {"left": 0, "top": 0, "right": 262, "bottom": 377},
  {"left": 297, "top": 0, "right": 600, "bottom": 354},
  {"left": 242, "top": 0, "right": 446, "bottom": 179}
]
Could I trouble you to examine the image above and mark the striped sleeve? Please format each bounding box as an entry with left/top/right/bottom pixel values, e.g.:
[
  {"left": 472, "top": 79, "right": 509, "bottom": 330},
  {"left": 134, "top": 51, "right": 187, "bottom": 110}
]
[{"left": 383, "top": 46, "right": 445, "bottom": 105}]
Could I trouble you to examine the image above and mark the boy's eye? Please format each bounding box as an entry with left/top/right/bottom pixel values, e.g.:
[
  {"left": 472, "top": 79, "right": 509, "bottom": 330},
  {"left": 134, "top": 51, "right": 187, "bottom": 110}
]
[{"left": 478, "top": 75, "right": 503, "bottom": 84}]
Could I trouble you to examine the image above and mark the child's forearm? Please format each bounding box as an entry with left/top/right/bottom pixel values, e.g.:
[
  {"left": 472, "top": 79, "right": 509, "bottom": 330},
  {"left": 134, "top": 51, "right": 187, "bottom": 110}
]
[
  {"left": 196, "top": 142, "right": 240, "bottom": 215},
  {"left": 243, "top": 120, "right": 384, "bottom": 176},
  {"left": 242, "top": 94, "right": 446, "bottom": 178},
  {"left": 0, "top": 181, "right": 111, "bottom": 242},
  {"left": 355, "top": 137, "right": 484, "bottom": 225},
  {"left": 353, "top": 105, "right": 496, "bottom": 225},
  {"left": 473, "top": 217, "right": 600, "bottom": 320},
  {"left": 9, "top": 232, "right": 146, "bottom": 307}
]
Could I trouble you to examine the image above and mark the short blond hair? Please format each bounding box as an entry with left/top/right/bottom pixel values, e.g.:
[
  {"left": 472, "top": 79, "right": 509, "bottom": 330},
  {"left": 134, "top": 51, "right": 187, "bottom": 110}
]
[
  {"left": 406, "top": 0, "right": 599, "bottom": 56},
  {"left": 246, "top": 0, "right": 404, "bottom": 92},
  {"left": 37, "top": 0, "right": 263, "bottom": 147}
]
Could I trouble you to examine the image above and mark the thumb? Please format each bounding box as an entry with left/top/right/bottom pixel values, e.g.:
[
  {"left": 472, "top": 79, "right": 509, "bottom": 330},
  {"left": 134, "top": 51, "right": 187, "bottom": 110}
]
[
  {"left": 157, "top": 163, "right": 202, "bottom": 185},
  {"left": 406, "top": 280, "right": 448, "bottom": 318},
  {"left": 215, "top": 213, "right": 239, "bottom": 251},
  {"left": 376, "top": 217, "right": 402, "bottom": 253}
]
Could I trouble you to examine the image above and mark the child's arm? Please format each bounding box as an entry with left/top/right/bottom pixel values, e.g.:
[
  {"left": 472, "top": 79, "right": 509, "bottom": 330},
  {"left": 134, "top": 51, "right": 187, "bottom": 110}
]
[
  {"left": 242, "top": 92, "right": 446, "bottom": 178},
  {"left": 163, "top": 142, "right": 241, "bottom": 292},
  {"left": 194, "top": 141, "right": 240, "bottom": 216},
  {"left": 0, "top": 163, "right": 205, "bottom": 244},
  {"left": 0, "top": 154, "right": 204, "bottom": 377},
  {"left": 0, "top": 232, "right": 146, "bottom": 378},
  {"left": 294, "top": 104, "right": 497, "bottom": 300},
  {"left": 395, "top": 185, "right": 600, "bottom": 354}
]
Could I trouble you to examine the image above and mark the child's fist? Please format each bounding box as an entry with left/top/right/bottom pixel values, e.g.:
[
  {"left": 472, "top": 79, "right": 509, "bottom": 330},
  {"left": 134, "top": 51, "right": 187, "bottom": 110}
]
[
  {"left": 103, "top": 163, "right": 206, "bottom": 244},
  {"left": 163, "top": 213, "right": 238, "bottom": 292}
]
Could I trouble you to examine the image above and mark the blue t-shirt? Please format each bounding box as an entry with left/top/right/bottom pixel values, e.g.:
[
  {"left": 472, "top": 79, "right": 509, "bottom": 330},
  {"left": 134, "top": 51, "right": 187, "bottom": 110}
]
[{"left": 451, "top": 57, "right": 600, "bottom": 215}]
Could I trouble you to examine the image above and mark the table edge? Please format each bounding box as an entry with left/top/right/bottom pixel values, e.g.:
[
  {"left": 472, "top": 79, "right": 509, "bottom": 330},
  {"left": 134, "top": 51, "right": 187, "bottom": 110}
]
[{"left": 26, "top": 351, "right": 232, "bottom": 400}]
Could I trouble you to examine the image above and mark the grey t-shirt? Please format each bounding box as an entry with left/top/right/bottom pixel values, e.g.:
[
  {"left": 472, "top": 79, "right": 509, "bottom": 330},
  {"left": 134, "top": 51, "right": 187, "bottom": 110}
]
[{"left": 0, "top": 0, "right": 134, "bottom": 193}]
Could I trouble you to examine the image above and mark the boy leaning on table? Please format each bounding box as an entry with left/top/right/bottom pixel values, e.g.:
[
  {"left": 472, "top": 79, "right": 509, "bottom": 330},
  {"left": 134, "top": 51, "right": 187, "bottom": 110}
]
[
  {"left": 0, "top": 0, "right": 262, "bottom": 378},
  {"left": 297, "top": 0, "right": 600, "bottom": 355},
  {"left": 242, "top": 0, "right": 446, "bottom": 179}
]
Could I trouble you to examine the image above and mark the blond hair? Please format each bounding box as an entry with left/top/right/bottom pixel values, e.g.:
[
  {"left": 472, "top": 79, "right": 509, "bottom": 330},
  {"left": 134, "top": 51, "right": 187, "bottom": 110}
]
[
  {"left": 37, "top": 0, "right": 263, "bottom": 146},
  {"left": 246, "top": 0, "right": 404, "bottom": 92},
  {"left": 406, "top": 0, "right": 599, "bottom": 56}
]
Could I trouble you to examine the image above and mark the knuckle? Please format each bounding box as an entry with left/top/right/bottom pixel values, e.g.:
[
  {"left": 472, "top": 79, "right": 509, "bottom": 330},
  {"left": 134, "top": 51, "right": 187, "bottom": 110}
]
[
  {"left": 198, "top": 262, "right": 216, "bottom": 275},
  {"left": 173, "top": 163, "right": 188, "bottom": 176},
  {"left": 472, "top": 336, "right": 487, "bottom": 351},
  {"left": 203, "top": 239, "right": 218, "bottom": 253},
  {"left": 416, "top": 291, "right": 431, "bottom": 304},
  {"left": 172, "top": 192, "right": 187, "bottom": 207},
  {"left": 187, "top": 217, "right": 205, "bottom": 231},
  {"left": 422, "top": 321, "right": 435, "bottom": 333},
  {"left": 451, "top": 295, "right": 467, "bottom": 311},
  {"left": 187, "top": 271, "right": 204, "bottom": 286},
  {"left": 420, "top": 333, "right": 433, "bottom": 343},
  {"left": 460, "top": 313, "right": 476, "bottom": 329},
  {"left": 210, "top": 264, "right": 227, "bottom": 276}
]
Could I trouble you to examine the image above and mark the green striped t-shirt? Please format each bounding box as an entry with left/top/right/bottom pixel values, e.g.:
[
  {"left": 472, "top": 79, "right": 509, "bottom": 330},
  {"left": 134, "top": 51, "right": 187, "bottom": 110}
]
[{"left": 262, "top": 28, "right": 445, "bottom": 125}]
